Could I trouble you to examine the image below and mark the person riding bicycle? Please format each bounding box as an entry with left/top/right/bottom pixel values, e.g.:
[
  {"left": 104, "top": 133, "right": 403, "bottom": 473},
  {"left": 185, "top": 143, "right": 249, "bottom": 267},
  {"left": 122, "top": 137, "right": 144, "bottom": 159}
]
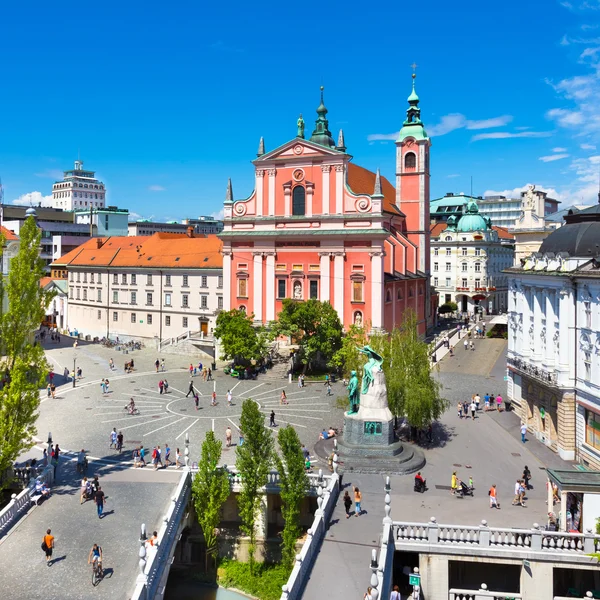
[
  {"left": 128, "top": 398, "right": 136, "bottom": 414},
  {"left": 88, "top": 543, "right": 103, "bottom": 572}
]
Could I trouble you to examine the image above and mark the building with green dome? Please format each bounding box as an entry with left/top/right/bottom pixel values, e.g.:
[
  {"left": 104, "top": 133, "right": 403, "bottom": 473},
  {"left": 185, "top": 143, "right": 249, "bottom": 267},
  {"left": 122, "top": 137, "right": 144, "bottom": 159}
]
[{"left": 430, "top": 198, "right": 514, "bottom": 315}]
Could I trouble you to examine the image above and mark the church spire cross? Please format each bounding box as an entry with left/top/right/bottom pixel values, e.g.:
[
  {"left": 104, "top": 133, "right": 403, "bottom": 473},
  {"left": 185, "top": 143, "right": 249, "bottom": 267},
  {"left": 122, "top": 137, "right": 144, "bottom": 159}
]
[{"left": 309, "top": 85, "right": 335, "bottom": 148}]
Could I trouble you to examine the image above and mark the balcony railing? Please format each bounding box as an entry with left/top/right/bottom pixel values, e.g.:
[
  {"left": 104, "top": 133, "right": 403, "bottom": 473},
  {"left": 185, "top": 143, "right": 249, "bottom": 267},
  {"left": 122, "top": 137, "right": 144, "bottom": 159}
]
[{"left": 507, "top": 356, "right": 558, "bottom": 385}]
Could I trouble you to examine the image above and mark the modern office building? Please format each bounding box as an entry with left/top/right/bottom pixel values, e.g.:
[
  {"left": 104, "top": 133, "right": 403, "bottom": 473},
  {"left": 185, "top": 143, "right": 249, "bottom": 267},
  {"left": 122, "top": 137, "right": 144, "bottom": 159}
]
[
  {"left": 52, "top": 160, "right": 106, "bottom": 211},
  {"left": 73, "top": 205, "right": 129, "bottom": 236},
  {"left": 182, "top": 216, "right": 224, "bottom": 235},
  {"left": 1, "top": 225, "right": 20, "bottom": 313},
  {"left": 128, "top": 221, "right": 189, "bottom": 236}
]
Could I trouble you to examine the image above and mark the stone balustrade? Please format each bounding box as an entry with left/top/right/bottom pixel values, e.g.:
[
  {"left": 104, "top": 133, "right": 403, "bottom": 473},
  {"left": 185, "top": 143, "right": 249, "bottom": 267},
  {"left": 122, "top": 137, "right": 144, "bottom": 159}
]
[
  {"left": 449, "top": 584, "right": 523, "bottom": 599},
  {"left": 394, "top": 518, "right": 600, "bottom": 558},
  {"left": 280, "top": 470, "right": 340, "bottom": 600},
  {"left": 0, "top": 464, "right": 54, "bottom": 538}
]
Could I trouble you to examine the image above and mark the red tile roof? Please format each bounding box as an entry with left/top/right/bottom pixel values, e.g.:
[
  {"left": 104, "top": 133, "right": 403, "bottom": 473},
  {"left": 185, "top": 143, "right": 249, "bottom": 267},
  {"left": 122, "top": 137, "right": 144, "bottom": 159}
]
[
  {"left": 51, "top": 233, "right": 223, "bottom": 269},
  {"left": 39, "top": 277, "right": 53, "bottom": 288},
  {"left": 347, "top": 163, "right": 402, "bottom": 216},
  {"left": 0, "top": 225, "right": 18, "bottom": 241}
]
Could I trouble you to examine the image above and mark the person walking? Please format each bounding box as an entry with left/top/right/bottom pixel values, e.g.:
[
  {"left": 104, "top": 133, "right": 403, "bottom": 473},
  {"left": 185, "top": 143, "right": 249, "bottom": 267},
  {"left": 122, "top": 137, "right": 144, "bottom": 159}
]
[
  {"left": 353, "top": 486, "right": 362, "bottom": 517},
  {"left": 269, "top": 410, "right": 276, "bottom": 427},
  {"left": 155, "top": 358, "right": 160, "bottom": 373},
  {"left": 451, "top": 471, "right": 458, "bottom": 495},
  {"left": 227, "top": 390, "right": 232, "bottom": 406},
  {"left": 194, "top": 392, "right": 200, "bottom": 410},
  {"left": 496, "top": 394, "right": 503, "bottom": 411},
  {"left": 42, "top": 528, "right": 55, "bottom": 565},
  {"left": 100, "top": 378, "right": 106, "bottom": 394},
  {"left": 522, "top": 465, "right": 531, "bottom": 490},
  {"left": 470, "top": 400, "right": 477, "bottom": 420},
  {"left": 280, "top": 390, "right": 288, "bottom": 405},
  {"left": 469, "top": 340, "right": 475, "bottom": 351},
  {"left": 489, "top": 484, "right": 500, "bottom": 509},
  {"left": 512, "top": 479, "right": 522, "bottom": 506},
  {"left": 156, "top": 445, "right": 163, "bottom": 469},
  {"left": 109, "top": 358, "right": 114, "bottom": 370},
  {"left": 463, "top": 339, "right": 468, "bottom": 351},
  {"left": 484, "top": 393, "right": 490, "bottom": 410},
  {"left": 47, "top": 383, "right": 51, "bottom": 398},
  {"left": 343, "top": 490, "right": 352, "bottom": 519},
  {"left": 226, "top": 427, "right": 232, "bottom": 447},
  {"left": 390, "top": 585, "right": 401, "bottom": 600},
  {"left": 161, "top": 358, "right": 165, "bottom": 372},
  {"left": 52, "top": 444, "right": 60, "bottom": 477},
  {"left": 186, "top": 379, "right": 194, "bottom": 398},
  {"left": 326, "top": 381, "right": 332, "bottom": 396},
  {"left": 116, "top": 431, "right": 124, "bottom": 453},
  {"left": 104, "top": 379, "right": 110, "bottom": 394},
  {"left": 457, "top": 401, "right": 463, "bottom": 418},
  {"left": 520, "top": 422, "right": 527, "bottom": 443},
  {"left": 211, "top": 391, "right": 217, "bottom": 406},
  {"left": 175, "top": 448, "right": 183, "bottom": 469},
  {"left": 298, "top": 374, "right": 302, "bottom": 389},
  {"left": 80, "top": 476, "right": 90, "bottom": 504},
  {"left": 163, "top": 379, "right": 169, "bottom": 393},
  {"left": 207, "top": 367, "right": 212, "bottom": 381},
  {"left": 133, "top": 447, "right": 140, "bottom": 468},
  {"left": 109, "top": 428, "right": 117, "bottom": 449},
  {"left": 164, "top": 444, "right": 171, "bottom": 467},
  {"left": 95, "top": 485, "right": 106, "bottom": 518},
  {"left": 159, "top": 380, "right": 164, "bottom": 394},
  {"left": 50, "top": 383, "right": 56, "bottom": 398},
  {"left": 139, "top": 445, "right": 146, "bottom": 467},
  {"left": 474, "top": 393, "right": 481, "bottom": 411},
  {"left": 189, "top": 364, "right": 194, "bottom": 377}
]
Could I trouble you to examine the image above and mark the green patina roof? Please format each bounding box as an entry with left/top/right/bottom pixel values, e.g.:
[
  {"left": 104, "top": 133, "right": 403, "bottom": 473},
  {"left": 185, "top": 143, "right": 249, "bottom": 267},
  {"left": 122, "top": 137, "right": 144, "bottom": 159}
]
[
  {"left": 547, "top": 468, "right": 600, "bottom": 491},
  {"left": 397, "top": 124, "right": 428, "bottom": 142},
  {"left": 456, "top": 201, "right": 490, "bottom": 233}
]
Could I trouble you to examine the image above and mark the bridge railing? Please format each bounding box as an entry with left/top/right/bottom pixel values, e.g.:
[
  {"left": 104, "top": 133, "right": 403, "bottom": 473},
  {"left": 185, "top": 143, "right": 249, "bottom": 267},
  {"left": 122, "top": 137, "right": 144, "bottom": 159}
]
[
  {"left": 449, "top": 584, "right": 523, "bottom": 599},
  {"left": 280, "top": 471, "right": 340, "bottom": 600},
  {"left": 394, "top": 517, "right": 600, "bottom": 556},
  {"left": 0, "top": 464, "right": 54, "bottom": 538}
]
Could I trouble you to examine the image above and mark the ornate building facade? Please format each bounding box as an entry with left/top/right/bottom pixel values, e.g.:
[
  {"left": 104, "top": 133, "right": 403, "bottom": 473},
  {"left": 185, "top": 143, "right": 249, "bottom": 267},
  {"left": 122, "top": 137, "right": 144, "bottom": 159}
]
[
  {"left": 430, "top": 200, "right": 514, "bottom": 315},
  {"left": 220, "top": 80, "right": 433, "bottom": 333},
  {"left": 507, "top": 205, "right": 600, "bottom": 466}
]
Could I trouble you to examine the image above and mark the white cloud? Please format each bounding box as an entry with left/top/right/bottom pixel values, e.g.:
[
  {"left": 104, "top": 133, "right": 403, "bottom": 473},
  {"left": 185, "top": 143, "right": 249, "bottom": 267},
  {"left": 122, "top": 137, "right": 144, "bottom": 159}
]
[
  {"left": 367, "top": 132, "right": 398, "bottom": 142},
  {"left": 539, "top": 153, "right": 570, "bottom": 162},
  {"left": 581, "top": 142, "right": 597, "bottom": 149},
  {"left": 546, "top": 107, "right": 586, "bottom": 125},
  {"left": 367, "top": 113, "right": 512, "bottom": 141},
  {"left": 12, "top": 191, "right": 53, "bottom": 207},
  {"left": 128, "top": 211, "right": 155, "bottom": 222},
  {"left": 148, "top": 185, "right": 166, "bottom": 192},
  {"left": 483, "top": 183, "right": 562, "bottom": 201},
  {"left": 34, "top": 169, "right": 64, "bottom": 180},
  {"left": 211, "top": 209, "right": 224, "bottom": 220},
  {"left": 553, "top": 147, "right": 568, "bottom": 152},
  {"left": 471, "top": 131, "right": 553, "bottom": 142}
]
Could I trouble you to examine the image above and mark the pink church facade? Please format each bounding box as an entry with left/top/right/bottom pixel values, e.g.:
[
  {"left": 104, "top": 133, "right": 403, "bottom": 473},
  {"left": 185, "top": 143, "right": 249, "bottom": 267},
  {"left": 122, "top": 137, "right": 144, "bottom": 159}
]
[{"left": 220, "top": 80, "right": 433, "bottom": 334}]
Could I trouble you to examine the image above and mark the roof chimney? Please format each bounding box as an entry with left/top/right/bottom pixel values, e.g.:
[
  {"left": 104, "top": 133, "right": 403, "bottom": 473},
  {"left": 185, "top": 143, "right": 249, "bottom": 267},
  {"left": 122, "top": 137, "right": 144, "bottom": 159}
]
[
  {"left": 186, "top": 226, "right": 194, "bottom": 238},
  {"left": 96, "top": 238, "right": 104, "bottom": 249}
]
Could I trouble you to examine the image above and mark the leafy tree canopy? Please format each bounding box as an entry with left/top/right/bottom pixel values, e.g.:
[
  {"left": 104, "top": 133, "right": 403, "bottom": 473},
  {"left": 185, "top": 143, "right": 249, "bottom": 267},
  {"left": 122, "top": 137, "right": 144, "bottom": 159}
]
[
  {"left": 214, "top": 309, "right": 268, "bottom": 363},
  {"left": 270, "top": 299, "right": 342, "bottom": 370}
]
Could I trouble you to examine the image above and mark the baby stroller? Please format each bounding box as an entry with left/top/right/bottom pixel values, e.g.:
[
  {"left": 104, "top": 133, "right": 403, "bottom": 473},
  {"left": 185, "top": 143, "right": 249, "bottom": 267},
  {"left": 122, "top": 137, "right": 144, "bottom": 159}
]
[{"left": 455, "top": 479, "right": 474, "bottom": 498}]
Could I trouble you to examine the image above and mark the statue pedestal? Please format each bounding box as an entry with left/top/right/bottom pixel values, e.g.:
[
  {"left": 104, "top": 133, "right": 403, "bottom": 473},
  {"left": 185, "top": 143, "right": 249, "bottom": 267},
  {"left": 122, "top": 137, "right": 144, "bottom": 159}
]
[{"left": 331, "top": 369, "right": 426, "bottom": 474}]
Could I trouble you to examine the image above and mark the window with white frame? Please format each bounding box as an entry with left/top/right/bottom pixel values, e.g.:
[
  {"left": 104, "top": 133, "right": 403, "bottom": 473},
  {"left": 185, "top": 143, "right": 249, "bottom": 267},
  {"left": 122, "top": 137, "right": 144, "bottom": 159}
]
[
  {"left": 445, "top": 263, "right": 451, "bottom": 271},
  {"left": 475, "top": 248, "right": 481, "bottom": 256},
  {"left": 462, "top": 278, "right": 468, "bottom": 287},
  {"left": 147, "top": 293, "right": 153, "bottom": 305},
  {"left": 147, "top": 274, "right": 153, "bottom": 285},
  {"left": 461, "top": 263, "right": 467, "bottom": 272},
  {"left": 113, "top": 273, "right": 118, "bottom": 284},
  {"left": 131, "top": 313, "right": 136, "bottom": 323},
  {"left": 113, "top": 311, "right": 118, "bottom": 321},
  {"left": 218, "top": 275, "right": 223, "bottom": 288},
  {"left": 131, "top": 291, "right": 137, "bottom": 304},
  {"left": 97, "top": 310, "right": 101, "bottom": 320},
  {"left": 475, "top": 262, "right": 481, "bottom": 272},
  {"left": 446, "top": 278, "right": 451, "bottom": 287},
  {"left": 76, "top": 288, "right": 80, "bottom": 300},
  {"left": 585, "top": 301, "right": 592, "bottom": 329},
  {"left": 201, "top": 295, "right": 208, "bottom": 308},
  {"left": 69, "top": 287, "right": 73, "bottom": 299},
  {"left": 97, "top": 289, "right": 102, "bottom": 302},
  {"left": 217, "top": 296, "right": 223, "bottom": 310},
  {"left": 433, "top": 263, "right": 438, "bottom": 272},
  {"left": 97, "top": 273, "right": 102, "bottom": 284},
  {"left": 122, "top": 274, "right": 127, "bottom": 284},
  {"left": 446, "top": 248, "right": 451, "bottom": 256},
  {"left": 113, "top": 291, "right": 118, "bottom": 303},
  {"left": 77, "top": 272, "right": 81, "bottom": 282},
  {"left": 165, "top": 315, "right": 171, "bottom": 326},
  {"left": 83, "top": 289, "right": 87, "bottom": 300},
  {"left": 434, "top": 248, "right": 439, "bottom": 256},
  {"left": 164, "top": 293, "right": 171, "bottom": 306},
  {"left": 90, "top": 273, "right": 95, "bottom": 283},
  {"left": 201, "top": 275, "right": 207, "bottom": 288},
  {"left": 147, "top": 314, "right": 153, "bottom": 325},
  {"left": 461, "top": 248, "right": 467, "bottom": 256},
  {"left": 584, "top": 352, "right": 592, "bottom": 381},
  {"left": 183, "top": 275, "right": 189, "bottom": 287},
  {"left": 131, "top": 274, "right": 136, "bottom": 285},
  {"left": 183, "top": 317, "right": 188, "bottom": 328},
  {"left": 433, "top": 277, "right": 438, "bottom": 287},
  {"left": 165, "top": 274, "right": 171, "bottom": 286},
  {"left": 182, "top": 294, "right": 189, "bottom": 307}
]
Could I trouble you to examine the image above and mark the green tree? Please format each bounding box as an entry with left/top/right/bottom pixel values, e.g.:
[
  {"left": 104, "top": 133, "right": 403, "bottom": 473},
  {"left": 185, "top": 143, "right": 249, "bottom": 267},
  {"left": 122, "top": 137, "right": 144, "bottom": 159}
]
[
  {"left": 236, "top": 399, "right": 274, "bottom": 573},
  {"left": 438, "top": 302, "right": 458, "bottom": 315},
  {"left": 270, "top": 299, "right": 342, "bottom": 371},
  {"left": 370, "top": 311, "right": 448, "bottom": 430},
  {"left": 331, "top": 323, "right": 369, "bottom": 378},
  {"left": 191, "top": 430, "right": 231, "bottom": 571},
  {"left": 214, "top": 309, "right": 268, "bottom": 363},
  {"left": 273, "top": 425, "right": 309, "bottom": 568},
  {"left": 0, "top": 217, "right": 55, "bottom": 491}
]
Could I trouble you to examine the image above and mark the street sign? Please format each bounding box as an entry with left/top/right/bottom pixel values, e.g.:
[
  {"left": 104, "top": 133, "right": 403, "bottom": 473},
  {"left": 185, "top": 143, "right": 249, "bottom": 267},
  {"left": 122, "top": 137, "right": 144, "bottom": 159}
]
[
  {"left": 540, "top": 408, "right": 546, "bottom": 419},
  {"left": 409, "top": 574, "right": 421, "bottom": 586},
  {"left": 523, "top": 559, "right": 531, "bottom": 568}
]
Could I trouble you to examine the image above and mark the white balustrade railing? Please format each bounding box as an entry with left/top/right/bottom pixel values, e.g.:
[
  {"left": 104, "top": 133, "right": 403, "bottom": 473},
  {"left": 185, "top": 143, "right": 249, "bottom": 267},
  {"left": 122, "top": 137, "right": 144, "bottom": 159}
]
[
  {"left": 394, "top": 518, "right": 600, "bottom": 555},
  {"left": 554, "top": 593, "right": 594, "bottom": 599},
  {"left": 0, "top": 464, "right": 55, "bottom": 537},
  {"left": 449, "top": 586, "right": 522, "bottom": 600},
  {"left": 280, "top": 472, "right": 340, "bottom": 600}
]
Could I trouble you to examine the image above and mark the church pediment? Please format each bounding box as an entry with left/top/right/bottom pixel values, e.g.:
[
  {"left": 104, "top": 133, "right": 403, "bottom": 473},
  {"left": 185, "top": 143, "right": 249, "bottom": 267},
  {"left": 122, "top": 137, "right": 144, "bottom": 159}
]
[{"left": 253, "top": 138, "right": 344, "bottom": 163}]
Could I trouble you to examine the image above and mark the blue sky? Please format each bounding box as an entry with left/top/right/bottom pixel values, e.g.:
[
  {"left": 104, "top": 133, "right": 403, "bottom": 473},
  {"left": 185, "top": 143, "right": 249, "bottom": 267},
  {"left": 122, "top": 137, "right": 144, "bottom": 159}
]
[{"left": 1, "top": 0, "right": 600, "bottom": 220}]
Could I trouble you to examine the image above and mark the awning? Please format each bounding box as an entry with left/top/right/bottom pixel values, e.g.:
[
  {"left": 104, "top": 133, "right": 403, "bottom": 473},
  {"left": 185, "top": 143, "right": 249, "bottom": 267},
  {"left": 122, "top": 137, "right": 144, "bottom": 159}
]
[{"left": 489, "top": 315, "right": 508, "bottom": 325}]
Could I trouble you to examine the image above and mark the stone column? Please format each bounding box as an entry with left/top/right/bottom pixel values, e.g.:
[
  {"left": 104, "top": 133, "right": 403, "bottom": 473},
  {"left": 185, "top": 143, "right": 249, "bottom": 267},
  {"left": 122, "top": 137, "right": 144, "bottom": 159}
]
[
  {"left": 319, "top": 252, "right": 331, "bottom": 303},
  {"left": 545, "top": 291, "right": 555, "bottom": 366},
  {"left": 306, "top": 182, "right": 314, "bottom": 218},
  {"left": 255, "top": 170, "right": 264, "bottom": 217},
  {"left": 267, "top": 169, "right": 276, "bottom": 216},
  {"left": 223, "top": 251, "right": 232, "bottom": 311},
  {"left": 321, "top": 165, "right": 331, "bottom": 215},
  {"left": 533, "top": 288, "right": 543, "bottom": 362},
  {"left": 370, "top": 251, "right": 384, "bottom": 329},
  {"left": 334, "top": 165, "right": 344, "bottom": 214},
  {"left": 253, "top": 252, "right": 263, "bottom": 322},
  {"left": 558, "top": 285, "right": 572, "bottom": 372},
  {"left": 547, "top": 477, "right": 554, "bottom": 511},
  {"left": 560, "top": 489, "right": 568, "bottom": 532},
  {"left": 265, "top": 252, "right": 276, "bottom": 322},
  {"left": 333, "top": 252, "right": 345, "bottom": 324}
]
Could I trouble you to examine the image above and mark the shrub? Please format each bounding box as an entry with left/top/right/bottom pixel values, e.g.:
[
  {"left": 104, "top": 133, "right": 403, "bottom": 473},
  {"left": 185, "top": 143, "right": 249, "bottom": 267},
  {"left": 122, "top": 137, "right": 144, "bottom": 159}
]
[{"left": 218, "top": 558, "right": 291, "bottom": 600}]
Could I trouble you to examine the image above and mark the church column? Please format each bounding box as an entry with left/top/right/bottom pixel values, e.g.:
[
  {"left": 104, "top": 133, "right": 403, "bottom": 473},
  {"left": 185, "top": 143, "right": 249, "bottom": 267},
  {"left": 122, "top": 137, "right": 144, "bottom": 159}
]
[
  {"left": 265, "top": 251, "right": 276, "bottom": 322},
  {"left": 255, "top": 170, "right": 264, "bottom": 217},
  {"left": 253, "top": 252, "right": 263, "bottom": 322},
  {"left": 306, "top": 182, "right": 314, "bottom": 218},
  {"left": 333, "top": 252, "right": 345, "bottom": 324},
  {"left": 370, "top": 251, "right": 384, "bottom": 330},
  {"left": 334, "top": 165, "right": 344, "bottom": 214},
  {"left": 319, "top": 252, "right": 331, "bottom": 303},
  {"left": 223, "top": 250, "right": 232, "bottom": 311},
  {"left": 284, "top": 183, "right": 291, "bottom": 218},
  {"left": 267, "top": 169, "right": 276, "bottom": 216},
  {"left": 321, "top": 165, "right": 331, "bottom": 215}
]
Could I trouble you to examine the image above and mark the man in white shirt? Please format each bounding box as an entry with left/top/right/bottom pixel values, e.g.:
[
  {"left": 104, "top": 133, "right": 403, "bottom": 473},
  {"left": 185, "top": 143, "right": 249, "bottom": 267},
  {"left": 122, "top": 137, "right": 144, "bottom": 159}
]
[
  {"left": 520, "top": 423, "right": 527, "bottom": 443},
  {"left": 474, "top": 394, "right": 481, "bottom": 411},
  {"left": 469, "top": 401, "right": 477, "bottom": 420}
]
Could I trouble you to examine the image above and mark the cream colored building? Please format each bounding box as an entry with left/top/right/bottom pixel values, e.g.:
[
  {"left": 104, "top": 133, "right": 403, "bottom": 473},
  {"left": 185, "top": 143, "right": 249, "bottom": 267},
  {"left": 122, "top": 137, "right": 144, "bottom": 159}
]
[{"left": 51, "top": 232, "right": 223, "bottom": 342}]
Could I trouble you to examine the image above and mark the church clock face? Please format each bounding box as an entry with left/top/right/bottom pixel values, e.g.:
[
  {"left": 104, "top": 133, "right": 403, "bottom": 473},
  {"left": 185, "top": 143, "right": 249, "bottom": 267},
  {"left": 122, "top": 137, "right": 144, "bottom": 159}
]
[{"left": 292, "top": 169, "right": 304, "bottom": 182}]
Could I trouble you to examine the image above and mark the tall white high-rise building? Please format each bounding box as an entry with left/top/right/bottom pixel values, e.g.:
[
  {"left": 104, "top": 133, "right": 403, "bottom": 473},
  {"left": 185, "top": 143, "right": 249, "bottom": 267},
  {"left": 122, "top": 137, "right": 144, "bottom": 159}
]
[{"left": 52, "top": 160, "right": 106, "bottom": 211}]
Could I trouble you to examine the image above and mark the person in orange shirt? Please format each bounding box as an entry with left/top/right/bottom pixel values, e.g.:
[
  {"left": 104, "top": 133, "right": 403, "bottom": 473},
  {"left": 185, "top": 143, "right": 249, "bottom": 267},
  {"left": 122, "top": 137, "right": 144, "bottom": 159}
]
[
  {"left": 42, "top": 528, "right": 55, "bottom": 564},
  {"left": 489, "top": 484, "right": 500, "bottom": 509}
]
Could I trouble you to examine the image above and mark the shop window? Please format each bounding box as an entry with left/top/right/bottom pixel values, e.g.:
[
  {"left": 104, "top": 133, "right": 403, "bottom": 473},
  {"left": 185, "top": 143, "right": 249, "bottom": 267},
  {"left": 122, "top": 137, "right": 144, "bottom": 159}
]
[{"left": 586, "top": 410, "right": 600, "bottom": 450}]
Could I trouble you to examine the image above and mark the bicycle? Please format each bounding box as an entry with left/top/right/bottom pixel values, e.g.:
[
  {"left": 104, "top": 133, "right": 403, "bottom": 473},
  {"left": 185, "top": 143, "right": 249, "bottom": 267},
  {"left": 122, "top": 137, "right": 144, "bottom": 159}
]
[{"left": 92, "top": 560, "right": 103, "bottom": 586}]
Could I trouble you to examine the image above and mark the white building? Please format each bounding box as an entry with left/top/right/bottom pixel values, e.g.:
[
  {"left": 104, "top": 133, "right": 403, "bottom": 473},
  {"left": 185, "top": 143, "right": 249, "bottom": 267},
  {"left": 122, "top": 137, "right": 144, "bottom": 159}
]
[
  {"left": 51, "top": 232, "right": 223, "bottom": 342},
  {"left": 52, "top": 160, "right": 106, "bottom": 211},
  {"left": 430, "top": 200, "right": 514, "bottom": 314},
  {"left": 1, "top": 225, "right": 20, "bottom": 313},
  {"left": 507, "top": 204, "right": 600, "bottom": 467}
]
